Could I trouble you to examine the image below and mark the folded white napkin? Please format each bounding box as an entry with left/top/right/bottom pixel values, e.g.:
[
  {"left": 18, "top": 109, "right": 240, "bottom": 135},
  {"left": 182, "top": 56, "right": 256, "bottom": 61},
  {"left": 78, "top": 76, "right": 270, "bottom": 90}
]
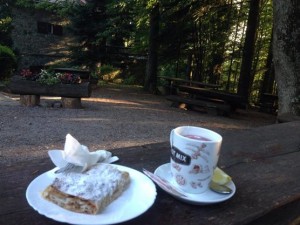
[{"left": 48, "top": 134, "right": 119, "bottom": 172}]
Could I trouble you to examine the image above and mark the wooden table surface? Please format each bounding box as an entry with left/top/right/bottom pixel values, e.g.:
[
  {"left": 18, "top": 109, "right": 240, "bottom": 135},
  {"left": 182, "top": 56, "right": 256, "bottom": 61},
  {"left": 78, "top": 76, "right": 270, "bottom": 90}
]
[{"left": 1, "top": 122, "right": 300, "bottom": 225}]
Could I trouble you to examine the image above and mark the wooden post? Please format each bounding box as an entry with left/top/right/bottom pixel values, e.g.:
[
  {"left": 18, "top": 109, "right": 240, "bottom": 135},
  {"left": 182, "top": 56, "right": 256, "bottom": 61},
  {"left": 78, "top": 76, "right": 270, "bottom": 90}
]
[
  {"left": 20, "top": 95, "right": 40, "bottom": 106},
  {"left": 61, "top": 97, "right": 82, "bottom": 109}
]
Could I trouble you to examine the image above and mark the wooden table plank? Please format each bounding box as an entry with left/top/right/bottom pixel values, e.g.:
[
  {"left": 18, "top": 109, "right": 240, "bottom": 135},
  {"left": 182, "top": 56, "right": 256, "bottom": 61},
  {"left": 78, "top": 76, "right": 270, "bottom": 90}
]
[{"left": 1, "top": 122, "right": 299, "bottom": 225}]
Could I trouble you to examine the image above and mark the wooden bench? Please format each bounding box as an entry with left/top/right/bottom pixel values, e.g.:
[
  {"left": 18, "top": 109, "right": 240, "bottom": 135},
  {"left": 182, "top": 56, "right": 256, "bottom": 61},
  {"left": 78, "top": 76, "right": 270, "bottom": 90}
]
[
  {"left": 9, "top": 76, "right": 92, "bottom": 108},
  {"left": 159, "top": 76, "right": 221, "bottom": 88},
  {"left": 166, "top": 84, "right": 246, "bottom": 115},
  {"left": 176, "top": 85, "right": 246, "bottom": 107},
  {"left": 158, "top": 76, "right": 245, "bottom": 115},
  {"left": 158, "top": 76, "right": 221, "bottom": 95},
  {"left": 166, "top": 95, "right": 231, "bottom": 116}
]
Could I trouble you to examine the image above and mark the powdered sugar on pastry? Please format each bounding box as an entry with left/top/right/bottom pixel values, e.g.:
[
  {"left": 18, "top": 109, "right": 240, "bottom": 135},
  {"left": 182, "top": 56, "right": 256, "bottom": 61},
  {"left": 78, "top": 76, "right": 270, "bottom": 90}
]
[
  {"left": 42, "top": 163, "right": 130, "bottom": 214},
  {"left": 54, "top": 164, "right": 123, "bottom": 200}
]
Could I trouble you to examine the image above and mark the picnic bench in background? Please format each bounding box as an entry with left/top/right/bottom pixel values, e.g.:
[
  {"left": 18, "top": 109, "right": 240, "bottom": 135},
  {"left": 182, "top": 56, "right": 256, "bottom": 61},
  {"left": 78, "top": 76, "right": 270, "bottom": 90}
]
[
  {"left": 159, "top": 76, "right": 246, "bottom": 116},
  {"left": 159, "top": 76, "right": 221, "bottom": 93},
  {"left": 9, "top": 76, "right": 92, "bottom": 108}
]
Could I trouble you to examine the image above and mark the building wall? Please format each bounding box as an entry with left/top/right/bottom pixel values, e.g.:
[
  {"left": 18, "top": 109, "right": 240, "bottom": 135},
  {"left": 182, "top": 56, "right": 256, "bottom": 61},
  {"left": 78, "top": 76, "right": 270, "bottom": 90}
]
[{"left": 11, "top": 7, "right": 75, "bottom": 70}]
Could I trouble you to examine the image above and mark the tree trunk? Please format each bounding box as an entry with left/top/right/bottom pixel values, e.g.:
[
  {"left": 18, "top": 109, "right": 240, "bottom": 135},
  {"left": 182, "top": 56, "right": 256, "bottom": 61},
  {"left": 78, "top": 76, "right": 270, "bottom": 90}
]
[
  {"left": 260, "top": 30, "right": 275, "bottom": 96},
  {"left": 185, "top": 53, "right": 193, "bottom": 80},
  {"left": 144, "top": 3, "right": 159, "bottom": 93},
  {"left": 237, "top": 0, "right": 260, "bottom": 102},
  {"left": 273, "top": 0, "right": 300, "bottom": 116}
]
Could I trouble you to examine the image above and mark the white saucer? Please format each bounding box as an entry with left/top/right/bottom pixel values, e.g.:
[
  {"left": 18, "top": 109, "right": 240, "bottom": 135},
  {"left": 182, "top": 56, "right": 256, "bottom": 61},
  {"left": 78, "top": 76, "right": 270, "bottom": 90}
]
[{"left": 154, "top": 163, "right": 236, "bottom": 205}]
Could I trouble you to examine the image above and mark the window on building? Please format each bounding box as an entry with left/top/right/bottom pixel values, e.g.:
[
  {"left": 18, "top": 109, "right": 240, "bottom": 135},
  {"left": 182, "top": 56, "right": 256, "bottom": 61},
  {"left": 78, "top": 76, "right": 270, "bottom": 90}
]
[{"left": 37, "top": 21, "right": 63, "bottom": 36}]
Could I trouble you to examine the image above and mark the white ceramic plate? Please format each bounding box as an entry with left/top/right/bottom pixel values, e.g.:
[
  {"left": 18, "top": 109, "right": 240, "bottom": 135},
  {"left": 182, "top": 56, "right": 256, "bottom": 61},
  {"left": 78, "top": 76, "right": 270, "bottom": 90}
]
[
  {"left": 154, "top": 163, "right": 236, "bottom": 205},
  {"left": 26, "top": 164, "right": 157, "bottom": 225}
]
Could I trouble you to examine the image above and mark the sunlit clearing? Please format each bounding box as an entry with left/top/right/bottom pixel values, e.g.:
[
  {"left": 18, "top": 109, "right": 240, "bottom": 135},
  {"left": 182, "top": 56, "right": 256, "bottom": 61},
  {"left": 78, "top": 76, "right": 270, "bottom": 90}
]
[{"left": 83, "top": 97, "right": 142, "bottom": 106}]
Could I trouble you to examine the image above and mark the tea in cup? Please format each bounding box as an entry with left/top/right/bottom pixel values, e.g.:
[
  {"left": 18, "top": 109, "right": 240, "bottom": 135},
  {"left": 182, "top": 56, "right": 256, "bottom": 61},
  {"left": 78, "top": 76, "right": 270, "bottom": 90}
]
[{"left": 170, "top": 126, "right": 222, "bottom": 194}]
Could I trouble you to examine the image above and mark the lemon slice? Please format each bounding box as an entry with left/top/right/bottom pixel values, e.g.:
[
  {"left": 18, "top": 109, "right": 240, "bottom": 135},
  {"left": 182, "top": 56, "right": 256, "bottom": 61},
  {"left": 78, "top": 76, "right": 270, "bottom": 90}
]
[{"left": 212, "top": 167, "right": 232, "bottom": 185}]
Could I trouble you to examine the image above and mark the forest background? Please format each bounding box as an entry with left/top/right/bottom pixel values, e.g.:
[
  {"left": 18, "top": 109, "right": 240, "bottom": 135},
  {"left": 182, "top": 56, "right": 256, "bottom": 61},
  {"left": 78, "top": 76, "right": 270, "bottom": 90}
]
[{"left": 0, "top": 0, "right": 299, "bottom": 118}]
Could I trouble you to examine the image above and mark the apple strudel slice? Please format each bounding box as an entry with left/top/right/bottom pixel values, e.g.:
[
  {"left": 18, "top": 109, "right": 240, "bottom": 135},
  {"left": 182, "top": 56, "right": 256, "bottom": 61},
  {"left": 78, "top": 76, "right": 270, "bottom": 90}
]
[{"left": 42, "top": 163, "right": 130, "bottom": 214}]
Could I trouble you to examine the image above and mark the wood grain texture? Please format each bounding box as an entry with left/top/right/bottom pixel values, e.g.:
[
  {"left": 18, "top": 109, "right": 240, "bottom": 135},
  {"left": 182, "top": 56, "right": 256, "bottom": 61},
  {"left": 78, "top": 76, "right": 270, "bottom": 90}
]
[{"left": 1, "top": 122, "right": 299, "bottom": 225}]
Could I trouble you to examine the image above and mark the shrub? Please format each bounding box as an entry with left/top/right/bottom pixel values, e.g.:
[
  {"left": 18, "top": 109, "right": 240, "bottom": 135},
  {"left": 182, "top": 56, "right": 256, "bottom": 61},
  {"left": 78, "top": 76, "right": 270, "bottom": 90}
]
[
  {"left": 123, "top": 75, "right": 136, "bottom": 85},
  {"left": 100, "top": 64, "right": 115, "bottom": 75},
  {"left": 0, "top": 45, "right": 17, "bottom": 80},
  {"left": 101, "top": 64, "right": 121, "bottom": 81}
]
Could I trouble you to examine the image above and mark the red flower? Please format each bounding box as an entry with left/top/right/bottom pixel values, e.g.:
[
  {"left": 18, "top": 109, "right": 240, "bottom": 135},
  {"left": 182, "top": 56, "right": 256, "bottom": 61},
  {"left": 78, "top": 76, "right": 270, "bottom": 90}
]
[{"left": 20, "top": 69, "right": 33, "bottom": 78}]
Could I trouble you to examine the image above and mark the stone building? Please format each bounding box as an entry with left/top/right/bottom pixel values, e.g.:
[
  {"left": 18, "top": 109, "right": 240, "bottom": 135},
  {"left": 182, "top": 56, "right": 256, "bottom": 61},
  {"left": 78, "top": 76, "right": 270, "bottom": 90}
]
[{"left": 11, "top": 7, "right": 75, "bottom": 71}]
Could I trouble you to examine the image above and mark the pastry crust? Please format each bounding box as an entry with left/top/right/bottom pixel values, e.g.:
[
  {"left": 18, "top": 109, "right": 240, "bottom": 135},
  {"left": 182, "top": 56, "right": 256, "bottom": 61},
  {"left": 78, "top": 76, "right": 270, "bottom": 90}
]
[{"left": 42, "top": 163, "right": 130, "bottom": 214}]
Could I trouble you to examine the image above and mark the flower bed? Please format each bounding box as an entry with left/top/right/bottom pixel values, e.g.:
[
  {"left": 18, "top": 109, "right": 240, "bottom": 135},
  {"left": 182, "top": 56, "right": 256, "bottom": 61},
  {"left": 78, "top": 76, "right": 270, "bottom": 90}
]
[
  {"left": 9, "top": 70, "right": 92, "bottom": 108},
  {"left": 20, "top": 68, "right": 82, "bottom": 85},
  {"left": 10, "top": 75, "right": 91, "bottom": 97}
]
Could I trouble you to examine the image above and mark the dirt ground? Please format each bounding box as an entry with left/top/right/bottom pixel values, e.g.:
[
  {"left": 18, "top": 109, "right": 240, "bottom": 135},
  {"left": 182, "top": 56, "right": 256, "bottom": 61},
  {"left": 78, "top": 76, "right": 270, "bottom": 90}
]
[{"left": 0, "top": 84, "right": 277, "bottom": 165}]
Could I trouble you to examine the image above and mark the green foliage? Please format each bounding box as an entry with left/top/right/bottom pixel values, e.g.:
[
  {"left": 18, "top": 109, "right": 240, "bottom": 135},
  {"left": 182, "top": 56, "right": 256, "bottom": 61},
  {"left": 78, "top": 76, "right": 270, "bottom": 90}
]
[
  {"left": 66, "top": 0, "right": 137, "bottom": 69},
  {"left": 158, "top": 1, "right": 235, "bottom": 83},
  {"left": 123, "top": 75, "right": 136, "bottom": 85},
  {"left": 15, "top": 0, "right": 74, "bottom": 15},
  {"left": 13, "top": 0, "right": 274, "bottom": 106},
  {"left": 100, "top": 64, "right": 121, "bottom": 82},
  {"left": 101, "top": 64, "right": 116, "bottom": 76},
  {"left": 0, "top": 17, "right": 13, "bottom": 47},
  {"left": 157, "top": 63, "right": 188, "bottom": 87},
  {"left": 0, "top": 45, "right": 17, "bottom": 80},
  {"left": 0, "top": 1, "right": 13, "bottom": 47},
  {"left": 66, "top": 1, "right": 107, "bottom": 68},
  {"left": 37, "top": 69, "right": 60, "bottom": 85},
  {"left": 105, "top": 0, "right": 135, "bottom": 46},
  {"left": 15, "top": 0, "right": 36, "bottom": 8},
  {"left": 15, "top": 0, "right": 35, "bottom": 8},
  {"left": 0, "top": 17, "right": 12, "bottom": 34}
]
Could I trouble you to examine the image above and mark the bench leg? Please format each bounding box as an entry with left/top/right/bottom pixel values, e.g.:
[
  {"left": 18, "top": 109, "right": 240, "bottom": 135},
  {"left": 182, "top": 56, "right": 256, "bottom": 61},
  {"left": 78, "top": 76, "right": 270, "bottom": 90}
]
[
  {"left": 61, "top": 97, "right": 82, "bottom": 109},
  {"left": 20, "top": 95, "right": 40, "bottom": 106}
]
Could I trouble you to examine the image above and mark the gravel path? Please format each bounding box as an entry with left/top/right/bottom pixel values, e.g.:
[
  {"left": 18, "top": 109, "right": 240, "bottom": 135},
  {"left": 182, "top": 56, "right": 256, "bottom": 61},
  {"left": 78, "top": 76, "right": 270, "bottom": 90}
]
[{"left": 0, "top": 84, "right": 277, "bottom": 165}]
